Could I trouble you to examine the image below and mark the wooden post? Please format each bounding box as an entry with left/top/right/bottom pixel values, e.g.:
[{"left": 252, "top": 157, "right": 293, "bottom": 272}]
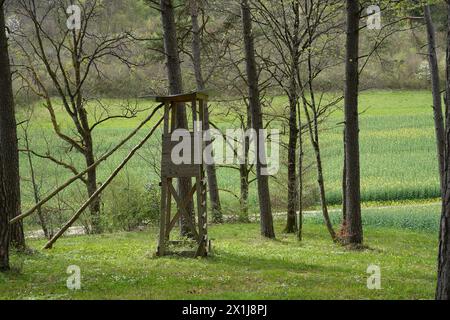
[
  {"left": 158, "top": 102, "right": 171, "bottom": 256},
  {"left": 158, "top": 179, "right": 168, "bottom": 256},
  {"left": 202, "top": 98, "right": 208, "bottom": 252},
  {"left": 165, "top": 177, "right": 172, "bottom": 241},
  {"left": 195, "top": 97, "right": 208, "bottom": 257}
]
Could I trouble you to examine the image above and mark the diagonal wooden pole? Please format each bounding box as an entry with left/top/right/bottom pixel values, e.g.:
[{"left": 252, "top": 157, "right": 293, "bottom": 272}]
[
  {"left": 10, "top": 103, "right": 164, "bottom": 225},
  {"left": 43, "top": 114, "right": 165, "bottom": 249}
]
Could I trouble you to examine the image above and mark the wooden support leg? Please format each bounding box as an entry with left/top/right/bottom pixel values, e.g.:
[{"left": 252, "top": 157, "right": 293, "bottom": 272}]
[
  {"left": 165, "top": 178, "right": 172, "bottom": 241},
  {"left": 202, "top": 177, "right": 208, "bottom": 254},
  {"left": 195, "top": 176, "right": 208, "bottom": 257},
  {"left": 157, "top": 178, "right": 168, "bottom": 256},
  {"left": 196, "top": 176, "right": 203, "bottom": 256}
]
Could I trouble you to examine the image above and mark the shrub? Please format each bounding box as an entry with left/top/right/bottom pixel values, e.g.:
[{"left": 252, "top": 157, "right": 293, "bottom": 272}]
[{"left": 101, "top": 175, "right": 160, "bottom": 232}]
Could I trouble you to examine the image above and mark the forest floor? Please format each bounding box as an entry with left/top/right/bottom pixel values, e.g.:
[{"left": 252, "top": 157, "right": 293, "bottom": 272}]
[{"left": 1, "top": 204, "right": 438, "bottom": 300}]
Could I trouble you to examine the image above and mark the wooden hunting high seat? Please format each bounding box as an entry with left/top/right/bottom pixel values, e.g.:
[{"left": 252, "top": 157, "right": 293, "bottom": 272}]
[{"left": 154, "top": 92, "right": 209, "bottom": 257}]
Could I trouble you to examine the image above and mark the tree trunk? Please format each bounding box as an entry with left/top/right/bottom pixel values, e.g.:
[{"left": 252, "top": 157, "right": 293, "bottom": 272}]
[
  {"left": 240, "top": 0, "right": 275, "bottom": 239},
  {"left": 70, "top": 32, "right": 102, "bottom": 235},
  {"left": 85, "top": 143, "right": 101, "bottom": 234},
  {"left": 0, "top": 5, "right": 25, "bottom": 257},
  {"left": 160, "top": 0, "right": 195, "bottom": 236},
  {"left": 297, "top": 102, "right": 304, "bottom": 241},
  {"left": 239, "top": 164, "right": 249, "bottom": 221},
  {"left": 424, "top": 4, "right": 445, "bottom": 197},
  {"left": 312, "top": 139, "right": 336, "bottom": 241},
  {"left": 9, "top": 218, "right": 25, "bottom": 250},
  {"left": 436, "top": 0, "right": 450, "bottom": 301},
  {"left": 285, "top": 93, "right": 298, "bottom": 233},
  {"left": 438, "top": 165, "right": 450, "bottom": 300},
  {"left": 301, "top": 94, "right": 337, "bottom": 242},
  {"left": 0, "top": 150, "right": 8, "bottom": 271},
  {"left": 341, "top": 129, "right": 347, "bottom": 236},
  {"left": 190, "top": 0, "right": 222, "bottom": 223},
  {"left": 344, "top": 0, "right": 363, "bottom": 245},
  {"left": 239, "top": 108, "right": 251, "bottom": 222},
  {"left": 285, "top": 1, "right": 300, "bottom": 234}
]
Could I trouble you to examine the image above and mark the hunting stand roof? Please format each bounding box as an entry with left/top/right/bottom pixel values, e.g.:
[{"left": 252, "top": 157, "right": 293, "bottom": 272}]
[{"left": 144, "top": 91, "right": 209, "bottom": 104}]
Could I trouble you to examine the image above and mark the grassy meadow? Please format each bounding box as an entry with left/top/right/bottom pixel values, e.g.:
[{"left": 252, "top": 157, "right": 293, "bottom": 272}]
[{"left": 1, "top": 204, "right": 439, "bottom": 300}]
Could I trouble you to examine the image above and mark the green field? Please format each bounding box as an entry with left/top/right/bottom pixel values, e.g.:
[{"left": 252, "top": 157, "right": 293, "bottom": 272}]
[
  {"left": 320, "top": 90, "right": 440, "bottom": 204},
  {"left": 0, "top": 204, "right": 439, "bottom": 300},
  {"left": 18, "top": 90, "right": 440, "bottom": 220}
]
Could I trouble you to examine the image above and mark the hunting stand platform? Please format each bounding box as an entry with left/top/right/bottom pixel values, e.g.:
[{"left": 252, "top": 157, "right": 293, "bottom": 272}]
[{"left": 156, "top": 92, "right": 209, "bottom": 258}]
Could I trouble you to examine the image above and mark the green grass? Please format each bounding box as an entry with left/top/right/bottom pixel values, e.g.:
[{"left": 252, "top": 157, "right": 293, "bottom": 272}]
[
  {"left": 307, "top": 203, "right": 441, "bottom": 234},
  {"left": 0, "top": 209, "right": 439, "bottom": 300}
]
